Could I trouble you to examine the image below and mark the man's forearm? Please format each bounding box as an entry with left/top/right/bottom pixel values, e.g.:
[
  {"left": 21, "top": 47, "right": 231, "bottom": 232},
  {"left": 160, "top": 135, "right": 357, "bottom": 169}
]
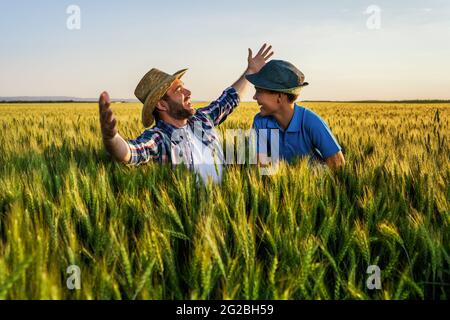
[
  {"left": 231, "top": 68, "right": 252, "bottom": 99},
  {"left": 103, "top": 133, "right": 131, "bottom": 164},
  {"left": 231, "top": 44, "right": 274, "bottom": 98}
]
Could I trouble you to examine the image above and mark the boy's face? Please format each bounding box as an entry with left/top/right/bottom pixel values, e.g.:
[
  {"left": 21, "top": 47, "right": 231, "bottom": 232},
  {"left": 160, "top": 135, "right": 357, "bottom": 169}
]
[{"left": 253, "top": 87, "right": 280, "bottom": 117}]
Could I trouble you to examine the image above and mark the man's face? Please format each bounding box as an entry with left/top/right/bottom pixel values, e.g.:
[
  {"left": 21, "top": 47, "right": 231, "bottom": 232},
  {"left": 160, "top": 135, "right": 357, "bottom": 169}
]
[
  {"left": 253, "top": 87, "right": 280, "bottom": 117},
  {"left": 160, "top": 79, "right": 194, "bottom": 120}
]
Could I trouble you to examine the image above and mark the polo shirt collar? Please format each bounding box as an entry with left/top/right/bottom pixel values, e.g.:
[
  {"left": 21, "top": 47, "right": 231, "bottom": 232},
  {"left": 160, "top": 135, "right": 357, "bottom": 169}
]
[
  {"left": 286, "top": 104, "right": 301, "bottom": 132},
  {"left": 266, "top": 117, "right": 280, "bottom": 129},
  {"left": 267, "top": 104, "right": 301, "bottom": 132}
]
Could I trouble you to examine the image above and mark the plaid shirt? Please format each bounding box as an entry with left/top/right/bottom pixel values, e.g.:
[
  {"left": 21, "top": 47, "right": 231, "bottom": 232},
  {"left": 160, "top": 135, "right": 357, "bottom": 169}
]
[{"left": 127, "top": 87, "right": 240, "bottom": 166}]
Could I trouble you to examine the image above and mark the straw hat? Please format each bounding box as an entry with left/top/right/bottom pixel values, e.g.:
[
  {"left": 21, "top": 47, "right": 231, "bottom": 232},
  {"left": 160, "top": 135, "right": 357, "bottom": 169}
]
[{"left": 134, "top": 68, "right": 188, "bottom": 128}]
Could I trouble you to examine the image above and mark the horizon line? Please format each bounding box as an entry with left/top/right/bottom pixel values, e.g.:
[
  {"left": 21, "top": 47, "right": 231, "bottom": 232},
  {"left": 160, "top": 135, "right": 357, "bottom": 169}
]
[{"left": 1, "top": 98, "right": 450, "bottom": 104}]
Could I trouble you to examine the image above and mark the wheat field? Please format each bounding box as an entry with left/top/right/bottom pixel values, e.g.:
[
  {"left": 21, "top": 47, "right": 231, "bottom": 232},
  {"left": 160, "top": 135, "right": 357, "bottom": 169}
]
[{"left": 0, "top": 101, "right": 448, "bottom": 300}]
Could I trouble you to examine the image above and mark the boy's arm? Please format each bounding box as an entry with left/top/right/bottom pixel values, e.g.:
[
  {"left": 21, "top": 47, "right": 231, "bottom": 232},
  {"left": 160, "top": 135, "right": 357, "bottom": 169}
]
[{"left": 304, "top": 109, "right": 345, "bottom": 170}]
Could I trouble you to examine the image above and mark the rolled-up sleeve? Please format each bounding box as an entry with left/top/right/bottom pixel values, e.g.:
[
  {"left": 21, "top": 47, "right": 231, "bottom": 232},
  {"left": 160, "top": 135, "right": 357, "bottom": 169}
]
[{"left": 196, "top": 87, "right": 240, "bottom": 126}]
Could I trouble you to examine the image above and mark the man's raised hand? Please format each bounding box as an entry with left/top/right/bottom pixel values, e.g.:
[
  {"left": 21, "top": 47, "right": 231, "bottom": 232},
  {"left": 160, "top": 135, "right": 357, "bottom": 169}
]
[
  {"left": 99, "top": 91, "right": 118, "bottom": 140},
  {"left": 247, "top": 43, "right": 274, "bottom": 74}
]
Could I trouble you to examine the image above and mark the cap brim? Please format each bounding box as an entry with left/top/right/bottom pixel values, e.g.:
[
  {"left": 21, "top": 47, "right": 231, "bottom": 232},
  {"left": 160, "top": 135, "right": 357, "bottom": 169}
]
[
  {"left": 246, "top": 73, "right": 308, "bottom": 95},
  {"left": 245, "top": 73, "right": 263, "bottom": 87}
]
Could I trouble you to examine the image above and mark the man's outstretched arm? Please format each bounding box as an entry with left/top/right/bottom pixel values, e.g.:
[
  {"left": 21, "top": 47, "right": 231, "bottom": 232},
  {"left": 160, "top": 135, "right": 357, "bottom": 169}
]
[
  {"left": 99, "top": 91, "right": 131, "bottom": 163},
  {"left": 231, "top": 43, "right": 274, "bottom": 98}
]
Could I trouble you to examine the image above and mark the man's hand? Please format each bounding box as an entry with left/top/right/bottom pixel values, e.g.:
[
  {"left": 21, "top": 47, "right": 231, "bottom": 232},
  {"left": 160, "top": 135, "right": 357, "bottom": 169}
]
[
  {"left": 231, "top": 44, "right": 275, "bottom": 97},
  {"left": 247, "top": 43, "right": 274, "bottom": 74},
  {"left": 99, "top": 91, "right": 118, "bottom": 140},
  {"left": 97, "top": 91, "right": 131, "bottom": 164}
]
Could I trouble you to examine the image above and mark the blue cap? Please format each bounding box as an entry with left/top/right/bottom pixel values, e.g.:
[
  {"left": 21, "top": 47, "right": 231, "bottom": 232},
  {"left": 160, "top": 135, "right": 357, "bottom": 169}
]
[{"left": 246, "top": 60, "right": 309, "bottom": 95}]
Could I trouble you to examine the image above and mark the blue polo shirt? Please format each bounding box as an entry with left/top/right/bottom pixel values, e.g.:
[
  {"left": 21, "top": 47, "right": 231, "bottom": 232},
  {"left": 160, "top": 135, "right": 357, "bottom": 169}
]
[{"left": 252, "top": 104, "right": 341, "bottom": 163}]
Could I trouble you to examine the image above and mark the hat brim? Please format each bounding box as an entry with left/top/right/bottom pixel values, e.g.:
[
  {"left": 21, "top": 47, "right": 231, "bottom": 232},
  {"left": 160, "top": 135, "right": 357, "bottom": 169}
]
[
  {"left": 142, "top": 69, "right": 188, "bottom": 128},
  {"left": 246, "top": 73, "right": 308, "bottom": 95}
]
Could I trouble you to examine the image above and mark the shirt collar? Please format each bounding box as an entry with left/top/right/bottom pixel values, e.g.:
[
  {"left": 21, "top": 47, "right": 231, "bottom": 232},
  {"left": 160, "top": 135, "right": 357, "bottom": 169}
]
[
  {"left": 266, "top": 104, "right": 301, "bottom": 132},
  {"left": 156, "top": 118, "right": 214, "bottom": 146},
  {"left": 286, "top": 104, "right": 301, "bottom": 132},
  {"left": 266, "top": 117, "right": 280, "bottom": 129},
  {"left": 156, "top": 119, "right": 178, "bottom": 137}
]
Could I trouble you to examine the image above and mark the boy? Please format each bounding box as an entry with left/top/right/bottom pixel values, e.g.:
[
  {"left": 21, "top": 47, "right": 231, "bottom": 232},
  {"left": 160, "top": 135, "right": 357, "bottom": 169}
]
[{"left": 246, "top": 60, "right": 345, "bottom": 170}]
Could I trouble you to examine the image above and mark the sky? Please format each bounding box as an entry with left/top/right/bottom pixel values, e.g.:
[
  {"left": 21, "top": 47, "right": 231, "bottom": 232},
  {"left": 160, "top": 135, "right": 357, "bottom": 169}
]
[{"left": 1, "top": 0, "right": 450, "bottom": 101}]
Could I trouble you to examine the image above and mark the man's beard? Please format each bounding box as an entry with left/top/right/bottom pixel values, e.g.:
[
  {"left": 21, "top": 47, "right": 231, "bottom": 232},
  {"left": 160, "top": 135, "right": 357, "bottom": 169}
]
[{"left": 166, "top": 99, "right": 194, "bottom": 120}]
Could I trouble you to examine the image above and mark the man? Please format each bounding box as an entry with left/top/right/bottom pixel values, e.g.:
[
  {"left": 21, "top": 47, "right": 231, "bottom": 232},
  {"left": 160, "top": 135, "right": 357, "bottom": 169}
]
[
  {"left": 247, "top": 60, "right": 345, "bottom": 170},
  {"left": 99, "top": 44, "right": 274, "bottom": 182}
]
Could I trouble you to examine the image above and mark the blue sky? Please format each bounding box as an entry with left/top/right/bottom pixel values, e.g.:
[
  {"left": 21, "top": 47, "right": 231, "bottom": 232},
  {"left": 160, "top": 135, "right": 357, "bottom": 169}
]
[{"left": 1, "top": 0, "right": 449, "bottom": 101}]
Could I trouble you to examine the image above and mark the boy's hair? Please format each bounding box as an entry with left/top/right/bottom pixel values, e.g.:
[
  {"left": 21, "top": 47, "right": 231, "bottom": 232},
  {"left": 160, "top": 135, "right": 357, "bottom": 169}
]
[
  {"left": 285, "top": 93, "right": 298, "bottom": 103},
  {"left": 257, "top": 87, "right": 299, "bottom": 103},
  {"left": 270, "top": 90, "right": 298, "bottom": 103}
]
